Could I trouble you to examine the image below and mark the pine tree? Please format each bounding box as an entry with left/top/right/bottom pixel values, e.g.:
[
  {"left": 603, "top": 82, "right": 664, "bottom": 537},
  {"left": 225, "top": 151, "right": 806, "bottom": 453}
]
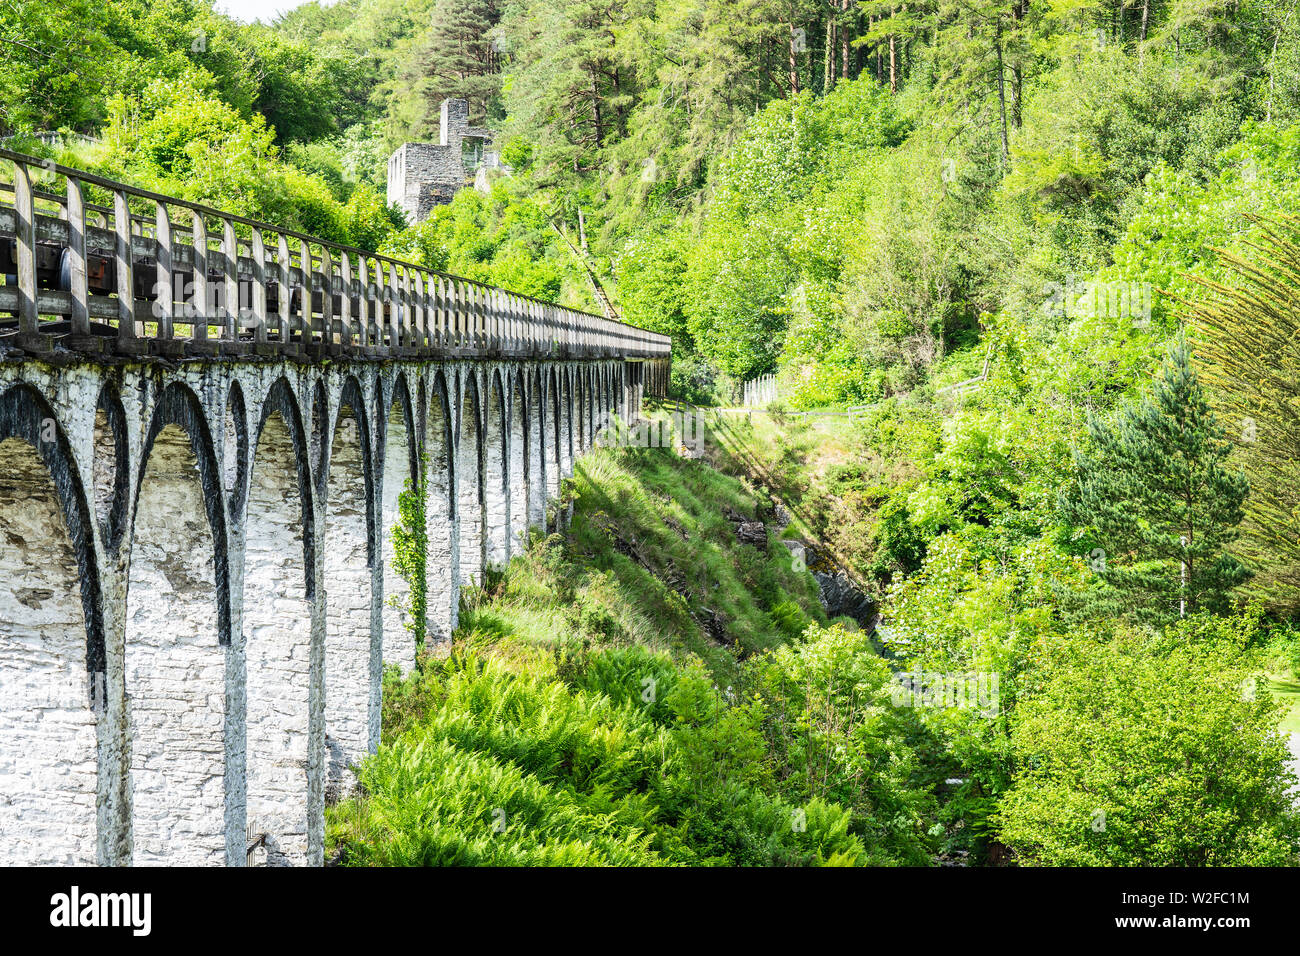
[
  {"left": 1058, "top": 330, "right": 1252, "bottom": 623},
  {"left": 406, "top": 0, "right": 502, "bottom": 133}
]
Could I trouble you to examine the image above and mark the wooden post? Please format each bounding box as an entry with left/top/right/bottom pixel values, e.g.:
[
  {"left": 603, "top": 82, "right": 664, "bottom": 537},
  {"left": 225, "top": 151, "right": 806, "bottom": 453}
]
[
  {"left": 251, "top": 228, "right": 267, "bottom": 343},
  {"left": 319, "top": 245, "right": 334, "bottom": 346},
  {"left": 277, "top": 234, "right": 292, "bottom": 346},
  {"left": 114, "top": 189, "right": 136, "bottom": 346},
  {"left": 66, "top": 176, "right": 90, "bottom": 339},
  {"left": 339, "top": 250, "right": 353, "bottom": 349},
  {"left": 371, "top": 260, "right": 384, "bottom": 348},
  {"left": 222, "top": 220, "right": 239, "bottom": 342},
  {"left": 13, "top": 161, "right": 38, "bottom": 340},
  {"left": 154, "top": 201, "right": 174, "bottom": 340},
  {"left": 191, "top": 212, "right": 208, "bottom": 340},
  {"left": 357, "top": 255, "right": 370, "bottom": 348},
  {"left": 412, "top": 270, "right": 425, "bottom": 350},
  {"left": 300, "top": 239, "right": 315, "bottom": 346}
]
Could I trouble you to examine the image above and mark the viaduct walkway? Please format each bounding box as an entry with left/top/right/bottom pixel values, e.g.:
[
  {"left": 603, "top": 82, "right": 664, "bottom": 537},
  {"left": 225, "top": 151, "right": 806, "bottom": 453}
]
[{"left": 0, "top": 149, "right": 670, "bottom": 866}]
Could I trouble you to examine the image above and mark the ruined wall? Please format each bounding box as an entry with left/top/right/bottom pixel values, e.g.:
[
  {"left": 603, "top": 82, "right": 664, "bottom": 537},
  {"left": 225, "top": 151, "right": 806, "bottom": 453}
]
[{"left": 387, "top": 99, "right": 500, "bottom": 224}]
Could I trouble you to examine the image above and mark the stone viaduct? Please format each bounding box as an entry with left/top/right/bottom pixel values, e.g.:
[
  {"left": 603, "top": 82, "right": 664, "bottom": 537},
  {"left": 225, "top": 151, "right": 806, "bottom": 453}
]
[{"left": 0, "top": 149, "right": 671, "bottom": 866}]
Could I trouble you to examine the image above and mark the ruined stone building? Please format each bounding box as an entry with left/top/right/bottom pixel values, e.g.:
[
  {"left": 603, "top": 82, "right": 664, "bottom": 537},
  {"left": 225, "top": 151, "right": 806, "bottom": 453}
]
[{"left": 386, "top": 98, "right": 506, "bottom": 224}]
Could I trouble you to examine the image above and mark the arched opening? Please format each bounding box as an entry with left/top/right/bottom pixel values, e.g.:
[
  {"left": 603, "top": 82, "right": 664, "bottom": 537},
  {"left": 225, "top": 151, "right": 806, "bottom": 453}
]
[
  {"left": 563, "top": 371, "right": 575, "bottom": 478},
  {"left": 126, "top": 414, "right": 224, "bottom": 865},
  {"left": 93, "top": 385, "right": 128, "bottom": 549},
  {"left": 380, "top": 378, "right": 417, "bottom": 673},
  {"left": 244, "top": 399, "right": 313, "bottom": 866},
  {"left": 0, "top": 399, "right": 100, "bottom": 864},
  {"left": 508, "top": 374, "right": 528, "bottom": 554},
  {"left": 457, "top": 377, "right": 484, "bottom": 587},
  {"left": 601, "top": 366, "right": 611, "bottom": 432},
  {"left": 310, "top": 381, "right": 328, "bottom": 482},
  {"left": 526, "top": 370, "right": 545, "bottom": 530},
  {"left": 548, "top": 370, "right": 563, "bottom": 499},
  {"left": 584, "top": 369, "right": 595, "bottom": 450},
  {"left": 484, "top": 372, "right": 509, "bottom": 569},
  {"left": 224, "top": 383, "right": 248, "bottom": 514},
  {"left": 574, "top": 372, "right": 587, "bottom": 455},
  {"left": 425, "top": 374, "right": 457, "bottom": 642},
  {"left": 323, "top": 385, "right": 374, "bottom": 802}
]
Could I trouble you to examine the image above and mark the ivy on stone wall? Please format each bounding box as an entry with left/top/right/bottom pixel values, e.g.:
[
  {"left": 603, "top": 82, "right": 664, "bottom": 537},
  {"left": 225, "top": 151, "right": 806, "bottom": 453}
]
[{"left": 392, "top": 456, "right": 429, "bottom": 654}]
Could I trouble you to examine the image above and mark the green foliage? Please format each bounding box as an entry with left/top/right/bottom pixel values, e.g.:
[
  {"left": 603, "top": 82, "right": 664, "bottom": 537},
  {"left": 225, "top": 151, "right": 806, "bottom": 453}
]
[
  {"left": 1193, "top": 217, "right": 1300, "bottom": 611},
  {"left": 392, "top": 471, "right": 429, "bottom": 650},
  {"left": 996, "top": 625, "right": 1300, "bottom": 866},
  {"left": 1057, "top": 331, "right": 1252, "bottom": 623},
  {"left": 328, "top": 447, "right": 927, "bottom": 866},
  {"left": 746, "top": 623, "right": 935, "bottom": 864}
]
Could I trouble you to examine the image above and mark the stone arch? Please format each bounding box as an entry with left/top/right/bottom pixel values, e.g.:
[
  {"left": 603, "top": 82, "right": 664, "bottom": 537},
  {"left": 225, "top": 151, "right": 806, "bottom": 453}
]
[
  {"left": 93, "top": 382, "right": 129, "bottom": 552},
  {"left": 457, "top": 372, "right": 485, "bottom": 587},
  {"left": 224, "top": 382, "right": 248, "bottom": 518},
  {"left": 379, "top": 371, "right": 419, "bottom": 673},
  {"left": 526, "top": 368, "right": 545, "bottom": 529},
  {"left": 132, "top": 382, "right": 232, "bottom": 643},
  {"left": 508, "top": 370, "right": 528, "bottom": 554},
  {"left": 484, "top": 369, "right": 509, "bottom": 569},
  {"left": 602, "top": 364, "right": 613, "bottom": 430},
  {"left": 548, "top": 367, "right": 563, "bottom": 500},
  {"left": 585, "top": 366, "right": 596, "bottom": 450},
  {"left": 126, "top": 380, "right": 229, "bottom": 864},
  {"left": 244, "top": 377, "right": 317, "bottom": 866},
  {"left": 309, "top": 379, "right": 328, "bottom": 496},
  {"left": 563, "top": 367, "right": 575, "bottom": 477},
  {"left": 424, "top": 370, "right": 457, "bottom": 642},
  {"left": 0, "top": 383, "right": 103, "bottom": 864},
  {"left": 587, "top": 367, "right": 597, "bottom": 448},
  {"left": 574, "top": 368, "right": 587, "bottom": 455},
  {"left": 323, "top": 375, "right": 376, "bottom": 803}
]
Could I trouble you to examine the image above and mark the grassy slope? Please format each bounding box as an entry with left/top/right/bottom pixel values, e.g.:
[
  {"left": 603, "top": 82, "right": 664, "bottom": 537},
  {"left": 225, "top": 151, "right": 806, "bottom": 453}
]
[
  {"left": 705, "top": 407, "right": 909, "bottom": 594},
  {"left": 469, "top": 436, "right": 827, "bottom": 681},
  {"left": 324, "top": 436, "right": 887, "bottom": 866}
]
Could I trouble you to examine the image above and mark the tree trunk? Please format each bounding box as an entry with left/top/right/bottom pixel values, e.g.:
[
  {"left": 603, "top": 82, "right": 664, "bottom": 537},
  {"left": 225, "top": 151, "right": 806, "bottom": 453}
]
[
  {"left": 871, "top": 16, "right": 881, "bottom": 83},
  {"left": 889, "top": 6, "right": 897, "bottom": 94},
  {"left": 840, "top": 0, "right": 851, "bottom": 80},
  {"left": 824, "top": 16, "right": 835, "bottom": 91},
  {"left": 1012, "top": 0, "right": 1025, "bottom": 129},
  {"left": 590, "top": 69, "right": 605, "bottom": 147},
  {"left": 995, "top": 17, "right": 1009, "bottom": 163},
  {"left": 788, "top": 21, "right": 801, "bottom": 95}
]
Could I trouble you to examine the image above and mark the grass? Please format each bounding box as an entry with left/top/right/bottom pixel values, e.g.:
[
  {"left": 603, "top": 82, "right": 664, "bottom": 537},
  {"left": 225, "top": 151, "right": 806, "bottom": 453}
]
[
  {"left": 471, "top": 434, "right": 827, "bottom": 684},
  {"left": 1267, "top": 675, "right": 1300, "bottom": 735},
  {"left": 323, "top": 436, "right": 891, "bottom": 866},
  {"left": 701, "top": 402, "right": 913, "bottom": 595}
]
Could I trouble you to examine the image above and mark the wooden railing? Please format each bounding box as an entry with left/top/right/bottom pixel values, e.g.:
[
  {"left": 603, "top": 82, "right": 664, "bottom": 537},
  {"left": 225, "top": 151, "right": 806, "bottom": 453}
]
[{"left": 0, "top": 148, "right": 671, "bottom": 362}]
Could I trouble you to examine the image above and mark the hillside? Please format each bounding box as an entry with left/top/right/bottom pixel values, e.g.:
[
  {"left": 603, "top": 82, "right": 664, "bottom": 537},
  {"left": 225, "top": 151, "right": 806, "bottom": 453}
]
[
  {"left": 326, "top": 429, "right": 938, "bottom": 867},
  {"left": 5, "top": 0, "right": 1300, "bottom": 870}
]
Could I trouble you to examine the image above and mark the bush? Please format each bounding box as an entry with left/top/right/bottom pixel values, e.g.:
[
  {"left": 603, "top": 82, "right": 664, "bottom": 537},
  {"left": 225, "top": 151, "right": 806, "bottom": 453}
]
[{"left": 996, "top": 626, "right": 1300, "bottom": 866}]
